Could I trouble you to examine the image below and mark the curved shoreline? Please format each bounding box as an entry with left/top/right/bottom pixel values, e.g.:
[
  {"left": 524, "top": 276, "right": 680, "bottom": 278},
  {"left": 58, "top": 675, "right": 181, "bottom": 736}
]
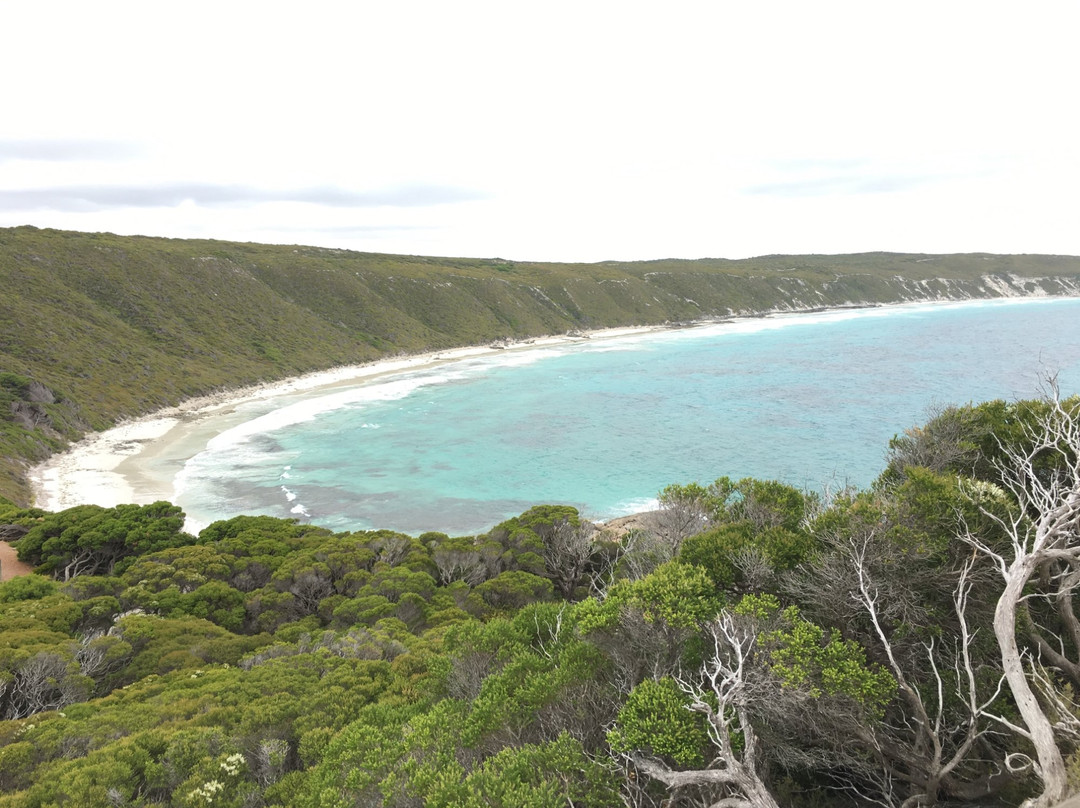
[
  {"left": 28, "top": 325, "right": 662, "bottom": 518},
  {"left": 28, "top": 295, "right": 1080, "bottom": 530}
]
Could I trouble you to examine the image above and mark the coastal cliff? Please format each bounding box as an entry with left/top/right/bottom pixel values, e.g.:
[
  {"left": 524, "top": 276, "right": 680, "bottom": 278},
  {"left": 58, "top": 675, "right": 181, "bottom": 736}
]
[{"left": 3, "top": 224, "right": 1080, "bottom": 504}]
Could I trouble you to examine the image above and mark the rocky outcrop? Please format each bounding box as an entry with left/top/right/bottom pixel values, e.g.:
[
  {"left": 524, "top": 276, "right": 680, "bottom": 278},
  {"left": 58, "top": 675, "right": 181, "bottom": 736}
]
[
  {"left": 0, "top": 523, "right": 30, "bottom": 542},
  {"left": 5, "top": 380, "right": 61, "bottom": 435},
  {"left": 11, "top": 402, "right": 56, "bottom": 434}
]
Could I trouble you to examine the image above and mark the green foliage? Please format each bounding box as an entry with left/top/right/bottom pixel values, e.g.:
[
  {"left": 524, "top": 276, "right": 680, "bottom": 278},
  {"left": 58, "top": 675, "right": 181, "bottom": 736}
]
[
  {"left": 17, "top": 501, "right": 193, "bottom": 580},
  {"left": 112, "top": 613, "right": 266, "bottom": 682},
  {"left": 122, "top": 544, "right": 235, "bottom": 591},
  {"left": 0, "top": 741, "right": 34, "bottom": 791},
  {"left": 661, "top": 476, "right": 816, "bottom": 532},
  {"left": 0, "top": 574, "right": 56, "bottom": 602},
  {"left": 474, "top": 570, "right": 553, "bottom": 612},
  {"left": 733, "top": 592, "right": 782, "bottom": 621},
  {"left": 0, "top": 631, "right": 418, "bottom": 806},
  {"left": 881, "top": 466, "right": 973, "bottom": 560},
  {"left": 0, "top": 504, "right": 593, "bottom": 805},
  {"left": 197, "top": 514, "right": 316, "bottom": 545},
  {"left": 581, "top": 561, "right": 723, "bottom": 633},
  {"left": 758, "top": 603, "right": 895, "bottom": 715},
  {"left": 726, "top": 477, "right": 816, "bottom": 532},
  {"left": 609, "top": 677, "right": 709, "bottom": 767},
  {"left": 883, "top": 396, "right": 1080, "bottom": 488},
  {"left": 680, "top": 521, "right": 815, "bottom": 590},
  {"left": 300, "top": 602, "right": 617, "bottom": 807},
  {"left": 488, "top": 504, "right": 604, "bottom": 599},
  {"left": 496, "top": 504, "right": 583, "bottom": 539},
  {"left": 658, "top": 478, "right": 732, "bottom": 522},
  {"left": 450, "top": 734, "right": 620, "bottom": 808}
]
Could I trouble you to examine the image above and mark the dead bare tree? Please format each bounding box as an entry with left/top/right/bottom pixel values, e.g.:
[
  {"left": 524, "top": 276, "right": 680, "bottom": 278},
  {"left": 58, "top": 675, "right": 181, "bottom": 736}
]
[
  {"left": 369, "top": 534, "right": 411, "bottom": 567},
  {"left": 631, "top": 611, "right": 782, "bottom": 808},
  {"left": 1021, "top": 560, "right": 1080, "bottom": 691},
  {"left": 540, "top": 518, "right": 597, "bottom": 599},
  {"left": 960, "top": 385, "right": 1080, "bottom": 807},
  {"left": 654, "top": 485, "right": 716, "bottom": 555},
  {"left": 8, "top": 651, "right": 88, "bottom": 719},
  {"left": 786, "top": 504, "right": 1015, "bottom": 806},
  {"left": 432, "top": 545, "right": 487, "bottom": 586},
  {"left": 616, "top": 528, "right": 673, "bottom": 583},
  {"left": 850, "top": 538, "right": 1007, "bottom": 807},
  {"left": 885, "top": 403, "right": 979, "bottom": 478}
]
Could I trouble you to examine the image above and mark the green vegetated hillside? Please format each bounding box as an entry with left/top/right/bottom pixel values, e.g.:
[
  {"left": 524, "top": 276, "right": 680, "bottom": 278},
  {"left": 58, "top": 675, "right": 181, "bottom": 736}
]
[{"left": 3, "top": 225, "right": 1080, "bottom": 505}]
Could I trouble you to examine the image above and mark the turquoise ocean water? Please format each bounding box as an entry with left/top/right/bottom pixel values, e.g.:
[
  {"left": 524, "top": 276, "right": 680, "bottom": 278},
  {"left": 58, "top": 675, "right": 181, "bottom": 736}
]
[{"left": 175, "top": 298, "right": 1080, "bottom": 535}]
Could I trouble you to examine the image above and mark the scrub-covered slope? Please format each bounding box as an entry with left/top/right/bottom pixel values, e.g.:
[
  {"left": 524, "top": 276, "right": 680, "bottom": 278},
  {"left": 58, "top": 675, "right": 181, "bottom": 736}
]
[{"left": 2, "top": 224, "right": 1079, "bottom": 503}]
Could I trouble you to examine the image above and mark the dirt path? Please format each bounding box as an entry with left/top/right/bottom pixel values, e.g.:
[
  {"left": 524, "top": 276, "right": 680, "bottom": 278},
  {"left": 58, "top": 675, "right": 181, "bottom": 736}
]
[{"left": 0, "top": 540, "right": 33, "bottom": 581}]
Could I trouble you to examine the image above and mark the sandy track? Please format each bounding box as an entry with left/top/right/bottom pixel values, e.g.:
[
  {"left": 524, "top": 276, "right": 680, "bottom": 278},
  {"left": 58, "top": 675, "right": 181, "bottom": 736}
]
[{"left": 0, "top": 540, "right": 33, "bottom": 581}]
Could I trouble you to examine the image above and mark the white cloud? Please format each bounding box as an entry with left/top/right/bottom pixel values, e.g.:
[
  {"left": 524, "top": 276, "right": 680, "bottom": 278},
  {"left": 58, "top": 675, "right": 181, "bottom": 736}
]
[{"left": 3, "top": 1, "right": 1078, "bottom": 261}]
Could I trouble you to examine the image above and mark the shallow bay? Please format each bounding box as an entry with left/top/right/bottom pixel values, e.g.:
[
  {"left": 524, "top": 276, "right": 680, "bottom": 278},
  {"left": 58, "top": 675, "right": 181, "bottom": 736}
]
[{"left": 175, "top": 298, "right": 1080, "bottom": 535}]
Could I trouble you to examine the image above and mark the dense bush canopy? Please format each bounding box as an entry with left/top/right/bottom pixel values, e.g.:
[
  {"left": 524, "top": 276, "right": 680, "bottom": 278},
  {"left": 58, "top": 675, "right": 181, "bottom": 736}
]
[{"left": 2, "top": 396, "right": 1080, "bottom": 807}]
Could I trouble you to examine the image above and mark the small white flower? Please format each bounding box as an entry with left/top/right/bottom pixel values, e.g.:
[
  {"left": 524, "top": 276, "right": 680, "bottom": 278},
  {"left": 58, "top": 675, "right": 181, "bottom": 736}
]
[{"left": 220, "top": 752, "right": 246, "bottom": 775}]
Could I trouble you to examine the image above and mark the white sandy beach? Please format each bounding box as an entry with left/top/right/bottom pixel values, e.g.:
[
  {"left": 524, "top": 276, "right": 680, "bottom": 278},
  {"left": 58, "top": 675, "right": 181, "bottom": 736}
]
[{"left": 28, "top": 325, "right": 660, "bottom": 520}]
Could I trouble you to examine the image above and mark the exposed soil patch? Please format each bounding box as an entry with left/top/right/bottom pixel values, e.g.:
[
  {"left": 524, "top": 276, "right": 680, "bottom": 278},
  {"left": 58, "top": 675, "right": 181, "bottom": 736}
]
[{"left": 0, "top": 540, "right": 33, "bottom": 581}]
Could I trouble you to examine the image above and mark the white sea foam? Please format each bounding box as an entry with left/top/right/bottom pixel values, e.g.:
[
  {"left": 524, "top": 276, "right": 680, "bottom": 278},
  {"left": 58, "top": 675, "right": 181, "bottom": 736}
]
[
  {"left": 173, "top": 365, "right": 491, "bottom": 508},
  {"left": 180, "top": 349, "right": 575, "bottom": 479},
  {"left": 478, "top": 348, "right": 564, "bottom": 367},
  {"left": 202, "top": 375, "right": 439, "bottom": 448},
  {"left": 577, "top": 343, "right": 645, "bottom": 354},
  {"left": 639, "top": 297, "right": 1073, "bottom": 348},
  {"left": 605, "top": 497, "right": 660, "bottom": 518}
]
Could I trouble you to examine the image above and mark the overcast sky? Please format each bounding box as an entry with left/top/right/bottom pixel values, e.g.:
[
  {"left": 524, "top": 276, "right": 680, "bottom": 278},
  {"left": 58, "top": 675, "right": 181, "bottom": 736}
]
[{"left": 2, "top": 2, "right": 1078, "bottom": 262}]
